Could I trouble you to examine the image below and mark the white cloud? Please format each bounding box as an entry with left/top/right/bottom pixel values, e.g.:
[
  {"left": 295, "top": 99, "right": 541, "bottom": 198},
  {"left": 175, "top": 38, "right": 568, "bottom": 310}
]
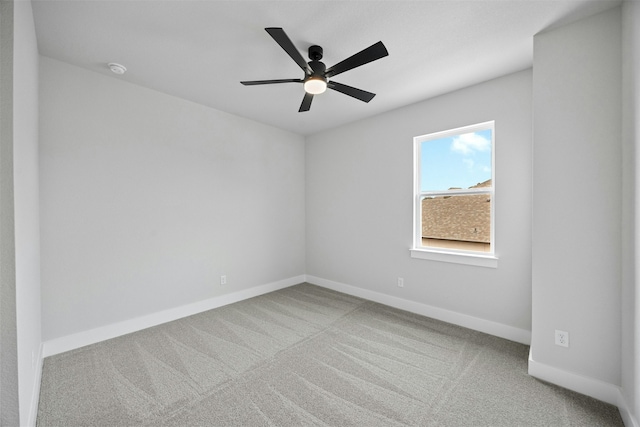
[{"left": 451, "top": 132, "right": 491, "bottom": 155}]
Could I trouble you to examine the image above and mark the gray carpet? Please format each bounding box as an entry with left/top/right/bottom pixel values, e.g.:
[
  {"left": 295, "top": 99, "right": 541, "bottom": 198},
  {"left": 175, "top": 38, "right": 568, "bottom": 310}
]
[{"left": 37, "top": 283, "right": 623, "bottom": 426}]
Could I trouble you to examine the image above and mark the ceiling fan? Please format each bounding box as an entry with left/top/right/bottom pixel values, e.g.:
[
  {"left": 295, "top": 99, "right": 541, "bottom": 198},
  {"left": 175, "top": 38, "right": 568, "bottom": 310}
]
[{"left": 241, "top": 28, "right": 389, "bottom": 112}]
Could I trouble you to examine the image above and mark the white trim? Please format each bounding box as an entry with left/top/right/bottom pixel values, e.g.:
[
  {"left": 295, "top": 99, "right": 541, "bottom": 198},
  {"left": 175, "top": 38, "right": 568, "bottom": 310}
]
[
  {"left": 527, "top": 352, "right": 620, "bottom": 404},
  {"left": 618, "top": 393, "right": 640, "bottom": 427},
  {"left": 410, "top": 248, "right": 498, "bottom": 268},
  {"left": 528, "top": 351, "right": 638, "bottom": 425},
  {"left": 42, "top": 275, "right": 304, "bottom": 357},
  {"left": 420, "top": 187, "right": 493, "bottom": 197},
  {"left": 413, "top": 121, "right": 495, "bottom": 142},
  {"left": 27, "top": 343, "right": 43, "bottom": 427},
  {"left": 305, "top": 275, "right": 530, "bottom": 345}
]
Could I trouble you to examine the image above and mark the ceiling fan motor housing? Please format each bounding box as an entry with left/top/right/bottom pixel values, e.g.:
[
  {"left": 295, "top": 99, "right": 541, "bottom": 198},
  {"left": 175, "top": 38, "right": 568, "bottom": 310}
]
[
  {"left": 308, "top": 60, "right": 326, "bottom": 78},
  {"left": 308, "top": 45, "right": 323, "bottom": 61},
  {"left": 307, "top": 46, "right": 327, "bottom": 89},
  {"left": 308, "top": 46, "right": 327, "bottom": 85}
]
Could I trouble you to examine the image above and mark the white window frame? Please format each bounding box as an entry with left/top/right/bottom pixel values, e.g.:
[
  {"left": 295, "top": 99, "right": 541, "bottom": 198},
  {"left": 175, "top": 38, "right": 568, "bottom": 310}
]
[{"left": 410, "top": 121, "right": 498, "bottom": 268}]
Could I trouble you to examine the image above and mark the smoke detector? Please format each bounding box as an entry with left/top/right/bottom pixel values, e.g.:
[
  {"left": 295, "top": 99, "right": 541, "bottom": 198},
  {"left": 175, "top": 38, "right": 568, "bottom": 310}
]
[{"left": 108, "top": 63, "right": 127, "bottom": 75}]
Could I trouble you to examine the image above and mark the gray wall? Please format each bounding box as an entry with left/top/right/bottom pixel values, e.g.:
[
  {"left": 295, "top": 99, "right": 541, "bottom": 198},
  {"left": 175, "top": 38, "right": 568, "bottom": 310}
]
[
  {"left": 0, "top": 0, "right": 19, "bottom": 424},
  {"left": 531, "top": 7, "right": 621, "bottom": 386},
  {"left": 39, "top": 57, "right": 306, "bottom": 341},
  {"left": 306, "top": 69, "right": 533, "bottom": 333},
  {"left": 14, "top": 0, "right": 41, "bottom": 424},
  {"left": 622, "top": 0, "right": 639, "bottom": 421}
]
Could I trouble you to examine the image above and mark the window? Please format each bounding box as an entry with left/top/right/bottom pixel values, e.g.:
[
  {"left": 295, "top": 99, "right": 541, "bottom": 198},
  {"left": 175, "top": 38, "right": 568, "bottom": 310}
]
[{"left": 411, "top": 121, "right": 496, "bottom": 267}]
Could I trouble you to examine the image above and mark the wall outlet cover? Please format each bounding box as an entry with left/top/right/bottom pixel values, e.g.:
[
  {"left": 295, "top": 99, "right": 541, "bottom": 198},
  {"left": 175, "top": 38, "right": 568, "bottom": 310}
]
[{"left": 555, "top": 329, "right": 569, "bottom": 347}]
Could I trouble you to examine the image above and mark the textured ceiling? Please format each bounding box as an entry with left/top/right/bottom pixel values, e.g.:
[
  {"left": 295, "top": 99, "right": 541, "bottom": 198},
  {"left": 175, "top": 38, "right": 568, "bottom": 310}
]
[{"left": 32, "top": 0, "right": 620, "bottom": 136}]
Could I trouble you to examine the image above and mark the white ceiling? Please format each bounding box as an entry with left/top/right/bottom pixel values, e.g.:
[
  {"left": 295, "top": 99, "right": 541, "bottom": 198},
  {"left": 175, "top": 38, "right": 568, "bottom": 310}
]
[{"left": 31, "top": 0, "right": 620, "bottom": 136}]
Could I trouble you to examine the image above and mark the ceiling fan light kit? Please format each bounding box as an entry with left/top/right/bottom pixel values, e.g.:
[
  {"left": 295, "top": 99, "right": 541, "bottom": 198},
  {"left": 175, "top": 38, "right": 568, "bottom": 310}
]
[
  {"left": 241, "top": 28, "right": 388, "bottom": 112},
  {"left": 304, "top": 77, "right": 327, "bottom": 95}
]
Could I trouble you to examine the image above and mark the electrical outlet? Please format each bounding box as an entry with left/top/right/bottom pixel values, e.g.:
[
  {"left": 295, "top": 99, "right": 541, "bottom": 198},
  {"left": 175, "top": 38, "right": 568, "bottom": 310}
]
[
  {"left": 220, "top": 275, "right": 227, "bottom": 285},
  {"left": 397, "top": 277, "right": 404, "bottom": 288},
  {"left": 555, "top": 330, "right": 569, "bottom": 347}
]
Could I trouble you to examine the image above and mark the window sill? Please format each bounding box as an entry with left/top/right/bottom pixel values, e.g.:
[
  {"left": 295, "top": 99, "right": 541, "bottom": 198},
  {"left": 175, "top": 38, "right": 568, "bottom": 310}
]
[{"left": 410, "top": 248, "right": 498, "bottom": 268}]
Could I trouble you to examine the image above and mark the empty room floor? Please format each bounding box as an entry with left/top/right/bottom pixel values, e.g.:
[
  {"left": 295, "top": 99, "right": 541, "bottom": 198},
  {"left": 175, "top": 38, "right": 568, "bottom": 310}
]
[{"left": 37, "top": 284, "right": 624, "bottom": 426}]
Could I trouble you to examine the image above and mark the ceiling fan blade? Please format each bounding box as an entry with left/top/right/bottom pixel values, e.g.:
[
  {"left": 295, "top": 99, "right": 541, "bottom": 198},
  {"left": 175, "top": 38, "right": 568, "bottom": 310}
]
[
  {"left": 265, "top": 28, "right": 312, "bottom": 75},
  {"left": 328, "top": 81, "right": 376, "bottom": 103},
  {"left": 299, "top": 93, "right": 313, "bottom": 112},
  {"left": 241, "top": 79, "right": 303, "bottom": 86},
  {"left": 325, "top": 41, "right": 388, "bottom": 78}
]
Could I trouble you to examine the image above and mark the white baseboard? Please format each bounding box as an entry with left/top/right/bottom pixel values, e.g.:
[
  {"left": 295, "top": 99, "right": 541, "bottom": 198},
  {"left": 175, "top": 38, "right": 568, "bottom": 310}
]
[
  {"left": 305, "top": 275, "right": 531, "bottom": 345},
  {"left": 528, "top": 352, "right": 638, "bottom": 426},
  {"left": 42, "top": 275, "right": 305, "bottom": 357},
  {"left": 618, "top": 394, "right": 640, "bottom": 427},
  {"left": 27, "top": 343, "right": 43, "bottom": 427}
]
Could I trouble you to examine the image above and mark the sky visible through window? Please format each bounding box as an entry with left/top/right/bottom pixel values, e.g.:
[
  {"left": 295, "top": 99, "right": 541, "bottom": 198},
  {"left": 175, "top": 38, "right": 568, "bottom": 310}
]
[{"left": 420, "top": 129, "right": 492, "bottom": 192}]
